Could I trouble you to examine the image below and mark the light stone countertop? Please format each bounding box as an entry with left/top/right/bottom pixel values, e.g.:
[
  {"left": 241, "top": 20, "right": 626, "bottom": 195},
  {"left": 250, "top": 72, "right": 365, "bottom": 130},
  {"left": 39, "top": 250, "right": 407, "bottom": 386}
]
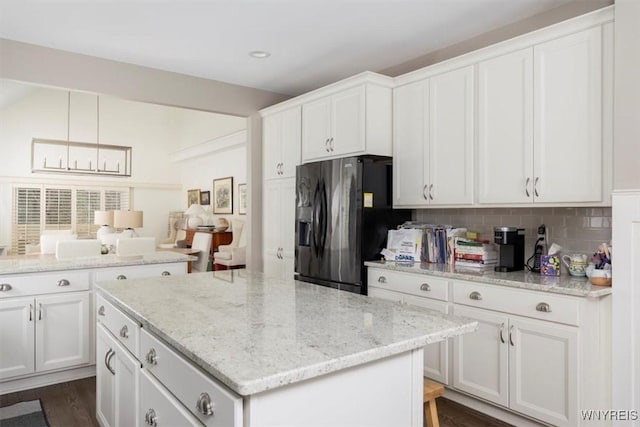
[
  {"left": 0, "top": 251, "right": 193, "bottom": 276},
  {"left": 365, "top": 260, "right": 612, "bottom": 298},
  {"left": 96, "top": 270, "right": 478, "bottom": 396}
]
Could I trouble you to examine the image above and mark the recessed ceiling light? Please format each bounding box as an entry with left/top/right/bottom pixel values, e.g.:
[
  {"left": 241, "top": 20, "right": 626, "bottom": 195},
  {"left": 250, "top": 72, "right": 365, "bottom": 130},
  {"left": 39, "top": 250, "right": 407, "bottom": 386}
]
[{"left": 249, "top": 50, "right": 271, "bottom": 59}]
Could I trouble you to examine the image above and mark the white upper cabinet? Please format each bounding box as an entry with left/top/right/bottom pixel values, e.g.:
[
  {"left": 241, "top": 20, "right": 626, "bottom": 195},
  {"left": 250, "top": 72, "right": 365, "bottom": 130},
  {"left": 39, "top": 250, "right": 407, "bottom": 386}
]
[
  {"left": 263, "top": 106, "right": 301, "bottom": 180},
  {"left": 477, "top": 48, "right": 534, "bottom": 204},
  {"left": 533, "top": 26, "right": 603, "bottom": 203},
  {"left": 299, "top": 74, "right": 392, "bottom": 163},
  {"left": 393, "top": 66, "right": 474, "bottom": 207}
]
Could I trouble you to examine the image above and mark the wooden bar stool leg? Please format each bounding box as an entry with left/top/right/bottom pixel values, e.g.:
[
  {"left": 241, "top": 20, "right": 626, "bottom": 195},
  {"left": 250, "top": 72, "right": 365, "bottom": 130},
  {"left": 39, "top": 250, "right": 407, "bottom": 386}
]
[{"left": 424, "top": 398, "right": 440, "bottom": 427}]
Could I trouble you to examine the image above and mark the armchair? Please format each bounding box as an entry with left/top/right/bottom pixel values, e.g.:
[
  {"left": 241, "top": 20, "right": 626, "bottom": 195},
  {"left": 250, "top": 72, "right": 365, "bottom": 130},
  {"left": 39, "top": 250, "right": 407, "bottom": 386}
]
[{"left": 213, "top": 219, "right": 246, "bottom": 269}]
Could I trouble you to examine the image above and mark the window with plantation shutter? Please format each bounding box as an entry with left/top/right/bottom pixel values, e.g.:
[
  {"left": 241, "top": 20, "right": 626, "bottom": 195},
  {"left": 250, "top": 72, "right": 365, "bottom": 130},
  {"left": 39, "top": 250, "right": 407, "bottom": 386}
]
[{"left": 10, "top": 184, "right": 131, "bottom": 255}]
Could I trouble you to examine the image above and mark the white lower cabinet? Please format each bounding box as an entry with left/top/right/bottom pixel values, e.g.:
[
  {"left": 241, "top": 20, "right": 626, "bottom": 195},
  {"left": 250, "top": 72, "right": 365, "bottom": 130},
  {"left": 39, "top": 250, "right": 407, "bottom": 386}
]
[
  {"left": 0, "top": 297, "right": 35, "bottom": 379},
  {"left": 139, "top": 369, "right": 201, "bottom": 427}
]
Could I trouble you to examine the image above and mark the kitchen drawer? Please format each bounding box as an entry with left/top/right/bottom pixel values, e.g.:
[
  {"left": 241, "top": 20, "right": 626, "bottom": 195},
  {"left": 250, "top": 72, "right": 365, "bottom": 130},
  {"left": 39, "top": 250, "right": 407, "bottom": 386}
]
[
  {"left": 139, "top": 369, "right": 203, "bottom": 427},
  {"left": 96, "top": 294, "right": 141, "bottom": 358},
  {"left": 452, "top": 280, "right": 580, "bottom": 326},
  {"left": 0, "top": 271, "right": 90, "bottom": 299},
  {"left": 140, "top": 328, "right": 243, "bottom": 427},
  {"left": 94, "top": 262, "right": 186, "bottom": 282},
  {"left": 368, "top": 268, "right": 449, "bottom": 301}
]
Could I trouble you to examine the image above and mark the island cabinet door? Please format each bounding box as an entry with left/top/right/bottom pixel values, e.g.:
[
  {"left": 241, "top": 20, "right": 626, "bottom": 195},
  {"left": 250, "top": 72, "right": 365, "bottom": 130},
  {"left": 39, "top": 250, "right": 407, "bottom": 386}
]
[
  {"left": 508, "top": 317, "right": 578, "bottom": 427},
  {"left": 35, "top": 291, "right": 90, "bottom": 373},
  {"left": 0, "top": 297, "right": 35, "bottom": 380},
  {"left": 97, "top": 324, "right": 116, "bottom": 427},
  {"left": 452, "top": 305, "right": 509, "bottom": 407},
  {"left": 114, "top": 339, "right": 140, "bottom": 427},
  {"left": 139, "top": 369, "right": 202, "bottom": 427}
]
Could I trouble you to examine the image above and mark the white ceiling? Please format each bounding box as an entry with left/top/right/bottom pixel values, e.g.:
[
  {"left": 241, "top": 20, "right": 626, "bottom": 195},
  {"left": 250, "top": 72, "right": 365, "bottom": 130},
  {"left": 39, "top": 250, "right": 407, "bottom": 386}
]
[{"left": 0, "top": 0, "right": 574, "bottom": 96}]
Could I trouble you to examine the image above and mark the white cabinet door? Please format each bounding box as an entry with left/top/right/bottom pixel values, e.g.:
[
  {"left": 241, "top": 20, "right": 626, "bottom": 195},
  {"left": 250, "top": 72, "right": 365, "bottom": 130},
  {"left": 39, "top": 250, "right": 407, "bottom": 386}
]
[
  {"left": 139, "top": 369, "right": 202, "bottom": 427},
  {"left": 35, "top": 292, "right": 90, "bottom": 373},
  {"left": 453, "top": 305, "right": 509, "bottom": 407},
  {"left": 115, "top": 339, "right": 140, "bottom": 427},
  {"left": 263, "top": 178, "right": 296, "bottom": 281},
  {"left": 533, "top": 26, "right": 602, "bottom": 203},
  {"left": 97, "top": 324, "right": 116, "bottom": 427},
  {"left": 393, "top": 80, "right": 429, "bottom": 207},
  {"left": 281, "top": 106, "right": 302, "bottom": 178},
  {"left": 0, "top": 297, "right": 35, "bottom": 379},
  {"left": 509, "top": 317, "right": 577, "bottom": 427},
  {"left": 429, "top": 66, "right": 474, "bottom": 205},
  {"left": 331, "top": 85, "right": 365, "bottom": 157},
  {"left": 263, "top": 113, "right": 282, "bottom": 181},
  {"left": 302, "top": 97, "right": 332, "bottom": 162},
  {"left": 478, "top": 48, "right": 534, "bottom": 204},
  {"left": 279, "top": 178, "right": 296, "bottom": 279}
]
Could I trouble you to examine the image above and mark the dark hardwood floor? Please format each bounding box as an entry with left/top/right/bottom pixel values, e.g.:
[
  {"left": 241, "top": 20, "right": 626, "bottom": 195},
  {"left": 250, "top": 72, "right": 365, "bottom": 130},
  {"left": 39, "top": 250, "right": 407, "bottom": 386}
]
[{"left": 0, "top": 377, "right": 512, "bottom": 427}]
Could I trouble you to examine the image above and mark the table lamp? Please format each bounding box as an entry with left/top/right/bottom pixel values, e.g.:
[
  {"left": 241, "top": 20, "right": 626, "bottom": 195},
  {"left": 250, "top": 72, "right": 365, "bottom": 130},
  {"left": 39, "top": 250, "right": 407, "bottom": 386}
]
[
  {"left": 185, "top": 204, "right": 205, "bottom": 229},
  {"left": 94, "top": 210, "right": 114, "bottom": 243},
  {"left": 114, "top": 210, "right": 143, "bottom": 237}
]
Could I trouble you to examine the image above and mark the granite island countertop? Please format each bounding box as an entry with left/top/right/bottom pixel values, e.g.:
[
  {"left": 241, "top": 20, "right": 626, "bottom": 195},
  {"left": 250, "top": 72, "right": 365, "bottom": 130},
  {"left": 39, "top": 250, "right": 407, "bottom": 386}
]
[
  {"left": 365, "top": 260, "right": 612, "bottom": 298},
  {"left": 96, "top": 270, "right": 478, "bottom": 396},
  {"left": 0, "top": 251, "right": 193, "bottom": 276}
]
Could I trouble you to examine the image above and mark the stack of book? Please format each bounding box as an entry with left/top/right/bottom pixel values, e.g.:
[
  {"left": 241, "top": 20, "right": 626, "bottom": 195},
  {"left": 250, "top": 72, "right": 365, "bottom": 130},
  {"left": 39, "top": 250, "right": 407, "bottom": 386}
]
[{"left": 454, "top": 238, "right": 498, "bottom": 270}]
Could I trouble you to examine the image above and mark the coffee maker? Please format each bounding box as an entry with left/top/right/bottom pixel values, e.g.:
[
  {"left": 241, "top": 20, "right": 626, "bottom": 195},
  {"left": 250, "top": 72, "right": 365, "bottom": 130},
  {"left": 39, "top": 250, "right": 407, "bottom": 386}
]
[{"left": 494, "top": 227, "right": 525, "bottom": 272}]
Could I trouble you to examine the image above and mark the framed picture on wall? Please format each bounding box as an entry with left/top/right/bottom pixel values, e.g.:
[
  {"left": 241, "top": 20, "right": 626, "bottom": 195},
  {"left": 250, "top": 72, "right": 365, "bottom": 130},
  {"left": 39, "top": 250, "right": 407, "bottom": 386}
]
[
  {"left": 200, "top": 191, "right": 210, "bottom": 205},
  {"left": 187, "top": 188, "right": 200, "bottom": 207},
  {"left": 238, "top": 183, "right": 247, "bottom": 215},
  {"left": 213, "top": 177, "right": 233, "bottom": 214}
]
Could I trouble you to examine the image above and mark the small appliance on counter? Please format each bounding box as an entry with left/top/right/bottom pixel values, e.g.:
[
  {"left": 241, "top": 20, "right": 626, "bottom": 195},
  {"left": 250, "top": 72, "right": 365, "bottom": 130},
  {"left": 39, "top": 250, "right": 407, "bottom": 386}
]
[{"left": 494, "top": 226, "right": 525, "bottom": 272}]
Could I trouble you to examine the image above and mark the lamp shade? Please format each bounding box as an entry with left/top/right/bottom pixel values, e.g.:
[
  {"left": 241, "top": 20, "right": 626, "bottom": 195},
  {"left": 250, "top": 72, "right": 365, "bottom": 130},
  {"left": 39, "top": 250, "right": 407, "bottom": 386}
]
[
  {"left": 184, "top": 204, "right": 205, "bottom": 216},
  {"left": 113, "top": 210, "right": 143, "bottom": 229},
  {"left": 94, "top": 210, "right": 114, "bottom": 226}
]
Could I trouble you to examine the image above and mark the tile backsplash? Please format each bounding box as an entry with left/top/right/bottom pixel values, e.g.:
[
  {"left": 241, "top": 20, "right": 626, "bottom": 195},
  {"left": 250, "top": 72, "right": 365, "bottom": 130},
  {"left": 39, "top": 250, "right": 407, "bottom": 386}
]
[{"left": 414, "top": 207, "right": 611, "bottom": 256}]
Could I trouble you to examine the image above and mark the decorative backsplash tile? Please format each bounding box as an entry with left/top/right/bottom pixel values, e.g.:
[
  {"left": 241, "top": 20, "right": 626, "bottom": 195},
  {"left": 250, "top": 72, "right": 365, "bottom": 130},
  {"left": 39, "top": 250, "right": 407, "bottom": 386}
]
[{"left": 414, "top": 207, "right": 612, "bottom": 256}]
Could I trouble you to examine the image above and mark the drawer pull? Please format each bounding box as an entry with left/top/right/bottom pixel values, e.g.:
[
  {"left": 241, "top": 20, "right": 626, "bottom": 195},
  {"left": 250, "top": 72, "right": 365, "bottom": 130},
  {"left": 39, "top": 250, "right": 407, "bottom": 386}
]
[
  {"left": 120, "top": 325, "right": 129, "bottom": 339},
  {"left": 0, "top": 283, "right": 12, "bottom": 291},
  {"left": 509, "top": 325, "right": 515, "bottom": 347},
  {"left": 196, "top": 392, "right": 215, "bottom": 417},
  {"left": 377, "top": 276, "right": 387, "bottom": 284},
  {"left": 145, "top": 348, "right": 158, "bottom": 365},
  {"left": 161, "top": 271, "right": 171, "bottom": 276},
  {"left": 116, "top": 274, "right": 127, "bottom": 280},
  {"left": 499, "top": 322, "right": 505, "bottom": 344},
  {"left": 469, "top": 291, "right": 482, "bottom": 301},
  {"left": 57, "top": 279, "right": 70, "bottom": 287},
  {"left": 144, "top": 408, "right": 158, "bottom": 426},
  {"left": 420, "top": 283, "right": 431, "bottom": 292},
  {"left": 536, "top": 302, "right": 551, "bottom": 313},
  {"left": 98, "top": 306, "right": 105, "bottom": 316}
]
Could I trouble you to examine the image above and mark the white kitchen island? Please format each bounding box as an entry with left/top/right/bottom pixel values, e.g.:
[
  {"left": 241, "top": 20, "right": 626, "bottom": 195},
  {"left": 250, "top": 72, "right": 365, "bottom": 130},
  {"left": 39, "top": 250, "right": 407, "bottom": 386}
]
[{"left": 95, "top": 269, "right": 477, "bottom": 427}]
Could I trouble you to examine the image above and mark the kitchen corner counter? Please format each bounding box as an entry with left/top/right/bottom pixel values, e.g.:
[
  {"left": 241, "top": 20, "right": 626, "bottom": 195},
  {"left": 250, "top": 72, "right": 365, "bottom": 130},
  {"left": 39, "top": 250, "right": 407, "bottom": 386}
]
[
  {"left": 365, "top": 260, "right": 612, "bottom": 298},
  {"left": 96, "top": 270, "right": 477, "bottom": 396},
  {"left": 0, "top": 251, "right": 193, "bottom": 275}
]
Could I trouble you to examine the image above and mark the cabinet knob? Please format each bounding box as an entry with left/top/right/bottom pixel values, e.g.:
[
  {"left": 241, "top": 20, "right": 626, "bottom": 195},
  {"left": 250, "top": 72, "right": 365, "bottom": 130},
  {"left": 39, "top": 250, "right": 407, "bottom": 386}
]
[
  {"left": 56, "top": 278, "right": 70, "bottom": 287},
  {"left": 469, "top": 291, "right": 482, "bottom": 301},
  {"left": 536, "top": 302, "right": 551, "bottom": 313},
  {"left": 0, "top": 283, "right": 12, "bottom": 292},
  {"left": 144, "top": 408, "right": 158, "bottom": 426},
  {"left": 145, "top": 348, "right": 158, "bottom": 365},
  {"left": 420, "top": 283, "right": 431, "bottom": 292},
  {"left": 120, "top": 325, "right": 129, "bottom": 339},
  {"left": 98, "top": 306, "right": 105, "bottom": 316},
  {"left": 196, "top": 392, "right": 215, "bottom": 417},
  {"left": 161, "top": 271, "right": 171, "bottom": 276},
  {"left": 116, "top": 274, "right": 127, "bottom": 280},
  {"left": 377, "top": 276, "right": 387, "bottom": 284}
]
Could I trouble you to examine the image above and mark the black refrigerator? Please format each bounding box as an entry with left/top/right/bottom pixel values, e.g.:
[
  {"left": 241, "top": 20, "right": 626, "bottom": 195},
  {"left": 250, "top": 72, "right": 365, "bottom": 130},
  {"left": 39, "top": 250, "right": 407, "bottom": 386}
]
[{"left": 294, "top": 156, "right": 411, "bottom": 295}]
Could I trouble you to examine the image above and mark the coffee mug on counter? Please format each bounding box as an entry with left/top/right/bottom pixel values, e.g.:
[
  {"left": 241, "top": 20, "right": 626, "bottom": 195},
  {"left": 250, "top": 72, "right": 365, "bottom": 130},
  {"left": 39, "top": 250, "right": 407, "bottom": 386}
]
[{"left": 562, "top": 254, "right": 588, "bottom": 277}]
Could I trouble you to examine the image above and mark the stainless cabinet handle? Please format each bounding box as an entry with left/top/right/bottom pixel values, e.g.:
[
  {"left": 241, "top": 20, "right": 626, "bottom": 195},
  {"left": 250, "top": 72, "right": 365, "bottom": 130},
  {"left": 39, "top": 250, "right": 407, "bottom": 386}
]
[
  {"left": 105, "top": 349, "right": 116, "bottom": 375},
  {"left": 469, "top": 291, "right": 482, "bottom": 301},
  {"left": 509, "top": 325, "right": 515, "bottom": 346},
  {"left": 429, "top": 184, "right": 434, "bottom": 200},
  {"left": 57, "top": 279, "right": 70, "bottom": 287},
  {"left": 420, "top": 283, "right": 431, "bottom": 292},
  {"left": 525, "top": 177, "right": 530, "bottom": 197},
  {"left": 144, "top": 408, "right": 157, "bottom": 426},
  {"left": 329, "top": 137, "right": 334, "bottom": 151},
  {"left": 116, "top": 274, "right": 127, "bottom": 280},
  {"left": 161, "top": 271, "right": 171, "bottom": 276},
  {"left": 499, "top": 322, "right": 505, "bottom": 344},
  {"left": 534, "top": 177, "right": 540, "bottom": 197},
  {"left": 325, "top": 138, "right": 330, "bottom": 152},
  {"left": 145, "top": 348, "right": 158, "bottom": 365},
  {"left": 196, "top": 392, "right": 215, "bottom": 417},
  {"left": 38, "top": 303, "right": 42, "bottom": 320},
  {"left": 120, "top": 325, "right": 129, "bottom": 339},
  {"left": 29, "top": 303, "right": 33, "bottom": 321},
  {"left": 0, "top": 283, "right": 12, "bottom": 292},
  {"left": 422, "top": 185, "right": 429, "bottom": 200},
  {"left": 98, "top": 306, "right": 105, "bottom": 316},
  {"left": 536, "top": 302, "right": 551, "bottom": 312},
  {"left": 378, "top": 276, "right": 387, "bottom": 284}
]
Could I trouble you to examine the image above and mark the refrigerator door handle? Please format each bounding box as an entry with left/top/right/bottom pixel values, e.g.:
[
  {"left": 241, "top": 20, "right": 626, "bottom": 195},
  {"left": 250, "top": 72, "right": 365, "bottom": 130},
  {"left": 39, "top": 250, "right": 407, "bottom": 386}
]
[
  {"left": 312, "top": 182, "right": 321, "bottom": 255},
  {"left": 318, "top": 179, "right": 328, "bottom": 254}
]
